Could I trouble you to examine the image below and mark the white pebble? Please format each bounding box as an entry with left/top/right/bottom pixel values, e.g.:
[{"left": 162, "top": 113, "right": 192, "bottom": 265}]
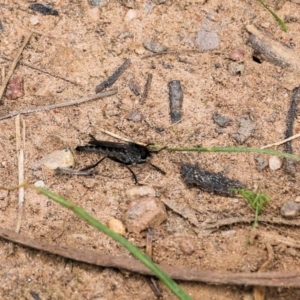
[
  {"left": 29, "top": 16, "right": 39, "bottom": 26},
  {"left": 269, "top": 156, "right": 282, "bottom": 170},
  {"left": 42, "top": 149, "right": 75, "bottom": 170},
  {"left": 34, "top": 180, "right": 45, "bottom": 188},
  {"left": 124, "top": 9, "right": 137, "bottom": 22}
]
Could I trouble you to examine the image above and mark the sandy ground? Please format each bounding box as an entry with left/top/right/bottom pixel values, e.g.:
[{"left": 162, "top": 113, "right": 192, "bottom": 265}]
[{"left": 1, "top": 0, "right": 300, "bottom": 299}]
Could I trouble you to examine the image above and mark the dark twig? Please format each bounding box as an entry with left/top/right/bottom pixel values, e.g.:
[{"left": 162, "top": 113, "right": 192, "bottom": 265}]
[
  {"left": 140, "top": 73, "right": 153, "bottom": 104},
  {"left": 0, "top": 226, "right": 300, "bottom": 287},
  {"left": 95, "top": 59, "right": 131, "bottom": 93},
  {"left": 284, "top": 87, "right": 300, "bottom": 174}
]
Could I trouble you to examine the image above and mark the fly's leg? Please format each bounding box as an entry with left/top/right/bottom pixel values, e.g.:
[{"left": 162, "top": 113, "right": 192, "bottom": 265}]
[
  {"left": 148, "top": 163, "right": 166, "bottom": 175},
  {"left": 80, "top": 156, "right": 108, "bottom": 171},
  {"left": 108, "top": 156, "right": 139, "bottom": 184}
]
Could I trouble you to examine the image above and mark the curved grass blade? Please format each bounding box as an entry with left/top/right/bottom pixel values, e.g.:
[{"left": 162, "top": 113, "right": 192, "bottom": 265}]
[
  {"left": 34, "top": 186, "right": 192, "bottom": 300},
  {"left": 257, "top": 0, "right": 288, "bottom": 32}
]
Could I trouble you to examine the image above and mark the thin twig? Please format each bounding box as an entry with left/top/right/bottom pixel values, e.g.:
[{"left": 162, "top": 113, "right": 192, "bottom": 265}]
[
  {"left": 15, "top": 115, "right": 25, "bottom": 233},
  {"left": 198, "top": 216, "right": 300, "bottom": 229},
  {"left": 1, "top": 55, "right": 80, "bottom": 86},
  {"left": 261, "top": 132, "right": 300, "bottom": 149},
  {"left": 0, "top": 226, "right": 299, "bottom": 287},
  {"left": 98, "top": 127, "right": 147, "bottom": 146},
  {"left": 0, "top": 89, "right": 117, "bottom": 121},
  {"left": 0, "top": 32, "right": 32, "bottom": 104}
]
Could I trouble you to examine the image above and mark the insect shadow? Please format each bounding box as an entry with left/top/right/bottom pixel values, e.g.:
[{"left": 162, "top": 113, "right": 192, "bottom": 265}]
[{"left": 75, "top": 135, "right": 166, "bottom": 184}]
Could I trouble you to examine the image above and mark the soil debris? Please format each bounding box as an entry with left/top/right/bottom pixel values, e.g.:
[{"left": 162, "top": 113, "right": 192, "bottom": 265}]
[
  {"left": 168, "top": 80, "right": 183, "bottom": 123},
  {"left": 181, "top": 163, "right": 245, "bottom": 196},
  {"left": 29, "top": 3, "right": 59, "bottom": 16},
  {"left": 95, "top": 58, "right": 131, "bottom": 93}
]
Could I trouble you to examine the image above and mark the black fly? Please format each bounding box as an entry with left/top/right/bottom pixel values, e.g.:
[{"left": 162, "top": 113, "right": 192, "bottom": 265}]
[{"left": 75, "top": 135, "right": 165, "bottom": 183}]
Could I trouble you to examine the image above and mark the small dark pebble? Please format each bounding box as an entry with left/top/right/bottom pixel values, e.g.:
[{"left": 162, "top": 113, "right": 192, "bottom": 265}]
[
  {"left": 143, "top": 38, "right": 168, "bottom": 53},
  {"left": 181, "top": 163, "right": 245, "bottom": 196},
  {"left": 162, "top": 61, "right": 173, "bottom": 69},
  {"left": 0, "top": 20, "right": 4, "bottom": 32},
  {"left": 129, "top": 79, "right": 142, "bottom": 96},
  {"left": 213, "top": 113, "right": 232, "bottom": 127},
  {"left": 169, "top": 80, "right": 183, "bottom": 123},
  {"left": 155, "top": 127, "right": 165, "bottom": 133},
  {"left": 30, "top": 291, "right": 42, "bottom": 300},
  {"left": 29, "top": 4, "right": 59, "bottom": 16}
]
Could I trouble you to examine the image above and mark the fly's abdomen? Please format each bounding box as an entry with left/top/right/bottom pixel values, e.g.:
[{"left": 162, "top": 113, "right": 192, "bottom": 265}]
[{"left": 75, "top": 145, "right": 108, "bottom": 153}]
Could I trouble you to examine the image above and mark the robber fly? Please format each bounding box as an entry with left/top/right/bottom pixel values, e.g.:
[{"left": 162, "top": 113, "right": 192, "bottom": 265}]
[{"left": 75, "top": 135, "right": 165, "bottom": 183}]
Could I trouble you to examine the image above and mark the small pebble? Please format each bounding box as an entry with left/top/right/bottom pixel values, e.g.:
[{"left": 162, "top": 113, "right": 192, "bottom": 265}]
[
  {"left": 230, "top": 49, "right": 245, "bottom": 62},
  {"left": 195, "top": 30, "right": 219, "bottom": 51},
  {"left": 126, "top": 186, "right": 156, "bottom": 199},
  {"left": 128, "top": 79, "right": 142, "bottom": 95},
  {"left": 42, "top": 149, "right": 75, "bottom": 170},
  {"left": 269, "top": 156, "right": 282, "bottom": 170},
  {"left": 89, "top": 0, "right": 108, "bottom": 6},
  {"left": 34, "top": 180, "right": 45, "bottom": 188},
  {"left": 126, "top": 197, "right": 167, "bottom": 233},
  {"left": 254, "top": 156, "right": 268, "bottom": 172},
  {"left": 126, "top": 110, "right": 143, "bottom": 122},
  {"left": 107, "top": 218, "right": 126, "bottom": 236},
  {"left": 231, "top": 115, "right": 256, "bottom": 144},
  {"left": 213, "top": 113, "right": 232, "bottom": 127},
  {"left": 124, "top": 9, "right": 137, "bottom": 22},
  {"left": 143, "top": 39, "right": 168, "bottom": 54},
  {"left": 29, "top": 16, "right": 39, "bottom": 26},
  {"left": 179, "top": 238, "right": 195, "bottom": 255},
  {"left": 228, "top": 62, "right": 244, "bottom": 75},
  {"left": 281, "top": 201, "right": 300, "bottom": 218},
  {"left": 6, "top": 76, "right": 24, "bottom": 100},
  {"left": 294, "top": 196, "right": 300, "bottom": 203}
]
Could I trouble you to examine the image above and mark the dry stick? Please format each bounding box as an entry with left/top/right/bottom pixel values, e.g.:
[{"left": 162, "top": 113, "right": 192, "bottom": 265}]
[
  {"left": 98, "top": 127, "right": 147, "bottom": 146},
  {"left": 253, "top": 243, "right": 274, "bottom": 300},
  {"left": 15, "top": 115, "right": 25, "bottom": 233},
  {"left": 140, "top": 73, "right": 153, "bottom": 104},
  {"left": 1, "top": 55, "right": 80, "bottom": 86},
  {"left": 95, "top": 58, "right": 131, "bottom": 93},
  {"left": 246, "top": 25, "right": 300, "bottom": 72},
  {"left": 283, "top": 87, "right": 300, "bottom": 174},
  {"left": 198, "top": 216, "right": 300, "bottom": 229},
  {"left": 0, "top": 32, "right": 32, "bottom": 104},
  {"left": 261, "top": 132, "right": 300, "bottom": 149},
  {"left": 146, "top": 228, "right": 162, "bottom": 298},
  {"left": 0, "top": 89, "right": 118, "bottom": 121},
  {"left": 0, "top": 226, "right": 299, "bottom": 287}
]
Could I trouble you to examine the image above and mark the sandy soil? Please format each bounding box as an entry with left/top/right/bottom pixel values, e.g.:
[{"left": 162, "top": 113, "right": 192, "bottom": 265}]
[{"left": 1, "top": 0, "right": 300, "bottom": 299}]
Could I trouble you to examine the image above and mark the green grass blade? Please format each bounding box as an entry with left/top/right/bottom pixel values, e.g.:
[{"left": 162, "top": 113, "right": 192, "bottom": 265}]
[
  {"left": 257, "top": 0, "right": 288, "bottom": 32},
  {"left": 150, "top": 146, "right": 300, "bottom": 161},
  {"left": 34, "top": 186, "right": 192, "bottom": 300}
]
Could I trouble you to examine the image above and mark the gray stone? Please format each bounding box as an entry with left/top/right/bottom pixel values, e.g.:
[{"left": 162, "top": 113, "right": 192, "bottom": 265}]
[{"left": 281, "top": 201, "right": 300, "bottom": 218}]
